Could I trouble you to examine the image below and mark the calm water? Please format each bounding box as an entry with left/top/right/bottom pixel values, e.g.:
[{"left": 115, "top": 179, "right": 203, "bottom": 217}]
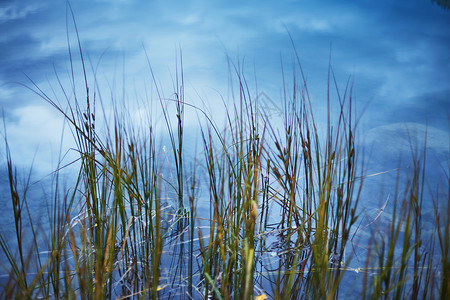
[{"left": 0, "top": 0, "right": 449, "bottom": 297}]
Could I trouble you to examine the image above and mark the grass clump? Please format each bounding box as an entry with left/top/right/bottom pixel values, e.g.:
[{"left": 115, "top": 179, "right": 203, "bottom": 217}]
[{"left": 0, "top": 23, "right": 448, "bottom": 300}]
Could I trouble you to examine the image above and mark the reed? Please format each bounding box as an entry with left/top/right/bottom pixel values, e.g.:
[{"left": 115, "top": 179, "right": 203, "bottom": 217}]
[{"left": 0, "top": 15, "right": 448, "bottom": 299}]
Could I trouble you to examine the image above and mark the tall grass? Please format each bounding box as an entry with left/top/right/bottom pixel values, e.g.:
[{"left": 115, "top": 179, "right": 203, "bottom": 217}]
[{"left": 0, "top": 20, "right": 448, "bottom": 299}]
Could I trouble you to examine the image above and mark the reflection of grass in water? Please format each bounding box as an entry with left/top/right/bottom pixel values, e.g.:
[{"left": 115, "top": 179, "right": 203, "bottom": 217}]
[
  {"left": 0, "top": 23, "right": 449, "bottom": 300},
  {"left": 433, "top": 0, "right": 450, "bottom": 10}
]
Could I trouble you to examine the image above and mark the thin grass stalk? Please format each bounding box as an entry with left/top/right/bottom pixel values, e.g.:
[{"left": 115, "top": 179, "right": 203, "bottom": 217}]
[
  {"left": 5, "top": 143, "right": 29, "bottom": 293},
  {"left": 188, "top": 162, "right": 197, "bottom": 299},
  {"left": 433, "top": 176, "right": 450, "bottom": 299}
]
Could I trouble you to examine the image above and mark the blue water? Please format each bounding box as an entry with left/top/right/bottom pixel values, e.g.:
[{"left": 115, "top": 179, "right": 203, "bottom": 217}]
[{"left": 1, "top": 0, "right": 449, "bottom": 297}]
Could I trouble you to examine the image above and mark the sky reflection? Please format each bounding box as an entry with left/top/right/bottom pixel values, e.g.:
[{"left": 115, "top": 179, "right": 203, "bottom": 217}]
[{"left": 0, "top": 0, "right": 449, "bottom": 195}]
